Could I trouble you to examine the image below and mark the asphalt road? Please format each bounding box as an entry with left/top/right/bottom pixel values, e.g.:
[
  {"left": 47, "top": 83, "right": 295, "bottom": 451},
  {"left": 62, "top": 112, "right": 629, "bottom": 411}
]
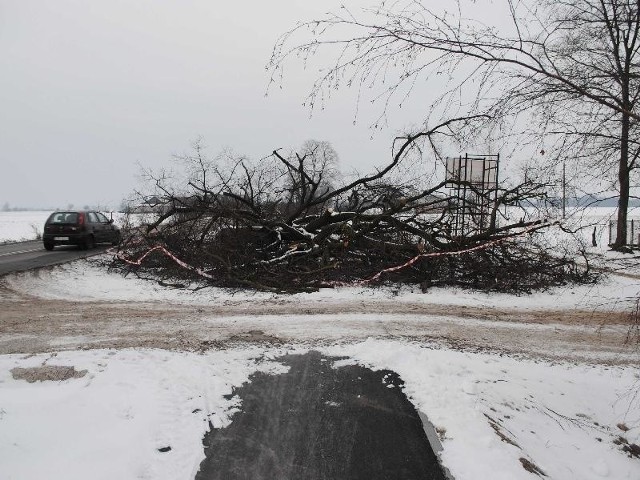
[
  {"left": 196, "top": 351, "right": 448, "bottom": 480},
  {"left": 0, "top": 240, "right": 106, "bottom": 276}
]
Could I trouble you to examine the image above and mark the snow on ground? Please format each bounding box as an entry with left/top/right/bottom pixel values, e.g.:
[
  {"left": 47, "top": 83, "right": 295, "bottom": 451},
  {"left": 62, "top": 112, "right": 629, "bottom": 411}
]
[
  {"left": 0, "top": 342, "right": 638, "bottom": 480},
  {"left": 0, "top": 211, "right": 51, "bottom": 242},
  {"left": 5, "top": 255, "right": 640, "bottom": 312},
  {"left": 0, "top": 347, "right": 290, "bottom": 480},
  {"left": 329, "top": 340, "right": 640, "bottom": 480},
  {"left": 562, "top": 206, "right": 640, "bottom": 252}
]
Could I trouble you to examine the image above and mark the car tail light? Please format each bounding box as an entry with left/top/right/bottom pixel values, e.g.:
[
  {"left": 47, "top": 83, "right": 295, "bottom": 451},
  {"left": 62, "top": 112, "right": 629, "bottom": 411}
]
[{"left": 78, "top": 213, "right": 85, "bottom": 225}]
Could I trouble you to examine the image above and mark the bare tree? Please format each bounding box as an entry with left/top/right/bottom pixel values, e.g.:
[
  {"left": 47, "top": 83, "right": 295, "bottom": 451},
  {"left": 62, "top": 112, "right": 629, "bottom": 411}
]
[
  {"left": 113, "top": 119, "right": 592, "bottom": 292},
  {"left": 278, "top": 140, "right": 340, "bottom": 218},
  {"left": 269, "top": 0, "right": 640, "bottom": 249}
]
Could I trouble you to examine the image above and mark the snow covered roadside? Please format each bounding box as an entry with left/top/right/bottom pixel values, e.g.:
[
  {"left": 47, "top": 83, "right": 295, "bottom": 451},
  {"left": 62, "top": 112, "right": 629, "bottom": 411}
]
[
  {"left": 0, "top": 347, "right": 289, "bottom": 480},
  {"left": 5, "top": 256, "right": 640, "bottom": 313},
  {"left": 0, "top": 342, "right": 638, "bottom": 480}
]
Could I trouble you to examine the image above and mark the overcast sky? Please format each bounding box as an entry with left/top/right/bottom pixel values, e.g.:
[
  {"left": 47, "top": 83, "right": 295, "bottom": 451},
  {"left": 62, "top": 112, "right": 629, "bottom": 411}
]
[
  {"left": 2, "top": 1, "right": 521, "bottom": 211},
  {"left": 1, "top": 0, "right": 412, "bottom": 210}
]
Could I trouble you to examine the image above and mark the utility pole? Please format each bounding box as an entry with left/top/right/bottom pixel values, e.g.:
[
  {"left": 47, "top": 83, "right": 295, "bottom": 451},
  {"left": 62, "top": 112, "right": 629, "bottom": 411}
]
[{"left": 562, "top": 161, "right": 566, "bottom": 219}]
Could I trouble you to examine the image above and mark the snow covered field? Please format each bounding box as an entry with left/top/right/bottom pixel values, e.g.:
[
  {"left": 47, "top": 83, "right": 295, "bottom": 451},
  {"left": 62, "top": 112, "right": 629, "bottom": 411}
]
[
  {"left": 0, "top": 211, "right": 127, "bottom": 243},
  {"left": 0, "top": 211, "right": 51, "bottom": 242},
  {"left": 1, "top": 210, "right": 640, "bottom": 480}
]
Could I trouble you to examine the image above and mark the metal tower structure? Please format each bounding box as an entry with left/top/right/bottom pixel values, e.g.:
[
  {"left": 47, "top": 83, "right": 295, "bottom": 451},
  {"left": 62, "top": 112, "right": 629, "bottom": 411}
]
[{"left": 445, "top": 153, "right": 500, "bottom": 237}]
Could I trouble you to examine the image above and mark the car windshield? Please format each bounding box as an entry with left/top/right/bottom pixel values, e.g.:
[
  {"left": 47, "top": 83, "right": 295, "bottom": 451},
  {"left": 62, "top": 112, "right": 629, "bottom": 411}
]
[{"left": 47, "top": 212, "right": 78, "bottom": 224}]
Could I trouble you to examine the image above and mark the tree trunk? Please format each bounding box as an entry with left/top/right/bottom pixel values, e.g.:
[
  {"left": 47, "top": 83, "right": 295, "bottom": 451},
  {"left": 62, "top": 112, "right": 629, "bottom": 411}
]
[
  {"left": 615, "top": 164, "right": 630, "bottom": 247},
  {"left": 614, "top": 110, "right": 631, "bottom": 249}
]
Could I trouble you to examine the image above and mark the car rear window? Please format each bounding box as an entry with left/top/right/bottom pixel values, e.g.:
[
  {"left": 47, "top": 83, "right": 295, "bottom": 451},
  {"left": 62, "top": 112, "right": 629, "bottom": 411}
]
[{"left": 47, "top": 212, "right": 79, "bottom": 224}]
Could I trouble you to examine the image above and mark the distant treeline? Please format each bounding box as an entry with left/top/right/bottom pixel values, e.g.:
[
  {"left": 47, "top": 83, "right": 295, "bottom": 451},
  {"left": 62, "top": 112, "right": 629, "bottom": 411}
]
[
  {"left": 541, "top": 196, "right": 640, "bottom": 208},
  {"left": 1, "top": 203, "right": 114, "bottom": 212}
]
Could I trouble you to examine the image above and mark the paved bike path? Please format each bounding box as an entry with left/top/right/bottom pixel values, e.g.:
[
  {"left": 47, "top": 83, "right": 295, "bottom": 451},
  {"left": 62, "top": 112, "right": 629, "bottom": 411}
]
[{"left": 196, "top": 351, "right": 447, "bottom": 480}]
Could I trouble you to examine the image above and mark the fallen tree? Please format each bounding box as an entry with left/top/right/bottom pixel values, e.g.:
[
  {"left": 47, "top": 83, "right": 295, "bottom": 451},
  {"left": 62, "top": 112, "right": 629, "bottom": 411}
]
[{"left": 113, "top": 121, "right": 594, "bottom": 293}]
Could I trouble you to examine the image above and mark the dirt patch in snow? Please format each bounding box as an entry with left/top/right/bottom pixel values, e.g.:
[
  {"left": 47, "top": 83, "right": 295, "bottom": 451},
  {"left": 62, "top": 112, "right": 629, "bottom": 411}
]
[
  {"left": 0, "top": 278, "right": 636, "bottom": 364},
  {"left": 11, "top": 365, "right": 87, "bottom": 383}
]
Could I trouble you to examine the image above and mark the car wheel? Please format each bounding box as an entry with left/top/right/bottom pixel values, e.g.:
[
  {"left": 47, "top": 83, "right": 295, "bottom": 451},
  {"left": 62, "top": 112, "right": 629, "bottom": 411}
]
[
  {"left": 44, "top": 241, "right": 54, "bottom": 251},
  {"left": 81, "top": 235, "right": 95, "bottom": 250}
]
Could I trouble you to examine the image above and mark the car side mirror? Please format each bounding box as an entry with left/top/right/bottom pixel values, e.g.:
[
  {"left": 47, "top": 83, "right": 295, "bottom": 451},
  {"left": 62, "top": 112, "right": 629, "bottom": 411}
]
[{"left": 108, "top": 219, "right": 114, "bottom": 224}]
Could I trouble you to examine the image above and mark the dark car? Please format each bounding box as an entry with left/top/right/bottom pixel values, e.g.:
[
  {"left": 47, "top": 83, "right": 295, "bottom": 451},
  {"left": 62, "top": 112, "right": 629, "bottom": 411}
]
[{"left": 43, "top": 211, "right": 121, "bottom": 250}]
